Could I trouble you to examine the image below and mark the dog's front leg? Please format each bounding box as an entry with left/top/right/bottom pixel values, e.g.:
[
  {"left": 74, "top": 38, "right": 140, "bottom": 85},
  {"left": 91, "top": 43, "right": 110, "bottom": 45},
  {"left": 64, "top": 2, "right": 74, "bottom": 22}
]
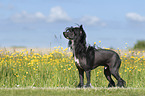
[
  {"left": 85, "top": 70, "right": 92, "bottom": 88},
  {"left": 77, "top": 68, "right": 84, "bottom": 88}
]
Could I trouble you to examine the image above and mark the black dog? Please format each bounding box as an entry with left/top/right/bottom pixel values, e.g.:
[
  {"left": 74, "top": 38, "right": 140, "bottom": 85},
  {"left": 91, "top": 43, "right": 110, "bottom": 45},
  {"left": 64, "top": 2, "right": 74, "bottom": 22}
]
[{"left": 63, "top": 25, "right": 126, "bottom": 88}]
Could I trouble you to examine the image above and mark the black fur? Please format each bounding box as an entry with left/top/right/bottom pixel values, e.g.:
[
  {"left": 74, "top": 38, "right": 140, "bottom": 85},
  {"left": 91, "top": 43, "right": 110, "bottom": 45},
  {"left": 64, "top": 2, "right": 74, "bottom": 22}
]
[{"left": 63, "top": 25, "right": 126, "bottom": 88}]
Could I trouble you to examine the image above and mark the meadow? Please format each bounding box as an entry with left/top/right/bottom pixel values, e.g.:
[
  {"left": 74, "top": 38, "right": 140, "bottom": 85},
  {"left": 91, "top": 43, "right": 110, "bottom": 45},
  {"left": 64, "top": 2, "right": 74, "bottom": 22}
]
[{"left": 0, "top": 46, "right": 145, "bottom": 95}]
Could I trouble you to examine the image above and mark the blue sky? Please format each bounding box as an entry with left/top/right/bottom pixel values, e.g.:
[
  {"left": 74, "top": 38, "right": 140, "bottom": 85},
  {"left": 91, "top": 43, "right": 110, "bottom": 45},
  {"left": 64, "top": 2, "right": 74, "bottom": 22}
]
[{"left": 0, "top": 0, "right": 145, "bottom": 49}]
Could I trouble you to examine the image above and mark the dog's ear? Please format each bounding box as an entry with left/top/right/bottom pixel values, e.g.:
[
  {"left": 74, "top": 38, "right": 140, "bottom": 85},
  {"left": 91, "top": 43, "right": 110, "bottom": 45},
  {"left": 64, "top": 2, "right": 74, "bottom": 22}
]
[
  {"left": 80, "top": 25, "right": 83, "bottom": 29},
  {"left": 80, "top": 25, "right": 83, "bottom": 34}
]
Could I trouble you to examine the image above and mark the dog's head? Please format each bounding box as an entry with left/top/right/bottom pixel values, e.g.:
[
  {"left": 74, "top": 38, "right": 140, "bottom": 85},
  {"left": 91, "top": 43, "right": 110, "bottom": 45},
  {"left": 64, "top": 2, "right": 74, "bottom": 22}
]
[{"left": 63, "top": 25, "right": 86, "bottom": 41}]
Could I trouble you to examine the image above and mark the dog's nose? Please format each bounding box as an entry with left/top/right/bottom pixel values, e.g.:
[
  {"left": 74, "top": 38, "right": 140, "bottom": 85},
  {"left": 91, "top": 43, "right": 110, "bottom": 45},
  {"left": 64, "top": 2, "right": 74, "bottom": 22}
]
[
  {"left": 63, "top": 32, "right": 66, "bottom": 35},
  {"left": 63, "top": 32, "right": 67, "bottom": 37},
  {"left": 63, "top": 32, "right": 65, "bottom": 36}
]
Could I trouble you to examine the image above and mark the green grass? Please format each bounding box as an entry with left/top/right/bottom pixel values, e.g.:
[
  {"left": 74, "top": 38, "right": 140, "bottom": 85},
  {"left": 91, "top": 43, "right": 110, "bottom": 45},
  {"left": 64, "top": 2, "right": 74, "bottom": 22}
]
[
  {"left": 0, "top": 88, "right": 145, "bottom": 96},
  {"left": 0, "top": 47, "right": 145, "bottom": 89}
]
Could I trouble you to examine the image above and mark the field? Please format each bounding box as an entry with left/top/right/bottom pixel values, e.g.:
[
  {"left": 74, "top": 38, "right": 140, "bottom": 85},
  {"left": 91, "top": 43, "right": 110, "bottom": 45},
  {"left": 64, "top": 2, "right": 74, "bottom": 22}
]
[
  {"left": 0, "top": 88, "right": 145, "bottom": 96},
  {"left": 0, "top": 47, "right": 145, "bottom": 95}
]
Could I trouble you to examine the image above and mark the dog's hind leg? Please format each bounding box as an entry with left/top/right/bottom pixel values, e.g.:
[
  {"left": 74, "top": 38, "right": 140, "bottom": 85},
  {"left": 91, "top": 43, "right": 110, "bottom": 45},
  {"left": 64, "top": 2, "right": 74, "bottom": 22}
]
[
  {"left": 110, "top": 68, "right": 126, "bottom": 87},
  {"left": 109, "top": 59, "right": 126, "bottom": 87},
  {"left": 104, "top": 67, "right": 115, "bottom": 87}
]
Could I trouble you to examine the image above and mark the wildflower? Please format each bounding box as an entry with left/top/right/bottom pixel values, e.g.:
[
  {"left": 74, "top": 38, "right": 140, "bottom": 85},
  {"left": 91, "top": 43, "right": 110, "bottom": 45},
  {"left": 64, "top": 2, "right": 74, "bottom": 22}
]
[
  {"left": 26, "top": 72, "right": 28, "bottom": 74},
  {"left": 137, "top": 51, "right": 141, "bottom": 55},
  {"left": 68, "top": 68, "right": 71, "bottom": 70},
  {"left": 61, "top": 47, "right": 63, "bottom": 50},
  {"left": 131, "top": 56, "right": 134, "bottom": 59},
  {"left": 105, "top": 48, "right": 110, "bottom": 50},
  {"left": 94, "top": 42, "right": 96, "bottom": 45},
  {"left": 124, "top": 53, "right": 127, "bottom": 56},
  {"left": 138, "top": 58, "right": 141, "bottom": 61},
  {"left": 64, "top": 48, "right": 68, "bottom": 51}
]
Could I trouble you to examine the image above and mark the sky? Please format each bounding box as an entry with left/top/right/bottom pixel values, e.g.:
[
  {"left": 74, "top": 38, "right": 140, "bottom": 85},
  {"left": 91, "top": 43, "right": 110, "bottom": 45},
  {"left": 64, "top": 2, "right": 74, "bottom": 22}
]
[{"left": 0, "top": 0, "right": 145, "bottom": 49}]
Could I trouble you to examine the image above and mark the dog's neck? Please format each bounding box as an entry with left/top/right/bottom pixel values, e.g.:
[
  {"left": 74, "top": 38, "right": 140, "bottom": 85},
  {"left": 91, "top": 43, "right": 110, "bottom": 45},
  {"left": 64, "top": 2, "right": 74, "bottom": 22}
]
[
  {"left": 71, "top": 40, "right": 76, "bottom": 56},
  {"left": 71, "top": 40, "right": 87, "bottom": 58}
]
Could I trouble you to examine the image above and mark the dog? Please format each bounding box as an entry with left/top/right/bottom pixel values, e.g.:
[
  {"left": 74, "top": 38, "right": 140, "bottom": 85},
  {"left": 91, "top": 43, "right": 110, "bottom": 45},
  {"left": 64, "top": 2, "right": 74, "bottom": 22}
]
[{"left": 63, "top": 25, "right": 126, "bottom": 88}]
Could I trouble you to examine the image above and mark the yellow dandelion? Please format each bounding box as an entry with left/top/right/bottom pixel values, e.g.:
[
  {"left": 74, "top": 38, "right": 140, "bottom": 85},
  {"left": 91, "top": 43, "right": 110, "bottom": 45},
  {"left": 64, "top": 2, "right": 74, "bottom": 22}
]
[
  {"left": 16, "top": 75, "right": 19, "bottom": 77},
  {"left": 94, "top": 42, "right": 96, "bottom": 45},
  {"left": 124, "top": 53, "right": 127, "bottom": 56},
  {"left": 26, "top": 72, "right": 28, "bottom": 74},
  {"left": 129, "top": 51, "right": 132, "bottom": 53},
  {"left": 68, "top": 68, "right": 71, "bottom": 70}
]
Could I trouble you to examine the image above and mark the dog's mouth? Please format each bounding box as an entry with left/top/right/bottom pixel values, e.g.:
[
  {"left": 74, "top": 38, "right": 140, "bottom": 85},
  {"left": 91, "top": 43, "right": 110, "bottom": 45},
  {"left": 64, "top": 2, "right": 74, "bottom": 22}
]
[
  {"left": 66, "top": 37, "right": 69, "bottom": 39},
  {"left": 66, "top": 37, "right": 71, "bottom": 40}
]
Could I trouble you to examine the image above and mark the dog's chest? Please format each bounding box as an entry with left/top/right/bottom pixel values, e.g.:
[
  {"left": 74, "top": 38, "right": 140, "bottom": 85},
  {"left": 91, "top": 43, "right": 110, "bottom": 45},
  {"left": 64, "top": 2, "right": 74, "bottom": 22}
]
[
  {"left": 74, "top": 56, "right": 80, "bottom": 64},
  {"left": 71, "top": 40, "right": 82, "bottom": 68},
  {"left": 74, "top": 56, "right": 83, "bottom": 68}
]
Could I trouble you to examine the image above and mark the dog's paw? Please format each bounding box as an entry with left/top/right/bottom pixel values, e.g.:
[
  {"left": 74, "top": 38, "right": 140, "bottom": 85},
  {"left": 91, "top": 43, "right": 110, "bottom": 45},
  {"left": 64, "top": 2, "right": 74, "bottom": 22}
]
[
  {"left": 84, "top": 83, "right": 94, "bottom": 88},
  {"left": 108, "top": 83, "right": 115, "bottom": 87},
  {"left": 117, "top": 80, "right": 126, "bottom": 88},
  {"left": 76, "top": 83, "right": 84, "bottom": 88}
]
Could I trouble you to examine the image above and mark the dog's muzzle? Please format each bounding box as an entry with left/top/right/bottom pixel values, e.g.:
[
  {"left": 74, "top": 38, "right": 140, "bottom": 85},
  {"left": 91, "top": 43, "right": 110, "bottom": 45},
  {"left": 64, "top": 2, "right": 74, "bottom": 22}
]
[{"left": 63, "top": 32, "right": 68, "bottom": 39}]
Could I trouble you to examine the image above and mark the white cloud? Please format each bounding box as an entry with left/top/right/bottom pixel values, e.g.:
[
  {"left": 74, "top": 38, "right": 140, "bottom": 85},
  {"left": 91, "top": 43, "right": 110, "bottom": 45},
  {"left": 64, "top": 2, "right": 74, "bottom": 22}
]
[
  {"left": 35, "top": 12, "right": 45, "bottom": 19},
  {"left": 10, "top": 6, "right": 106, "bottom": 27},
  {"left": 11, "top": 11, "right": 46, "bottom": 23},
  {"left": 126, "top": 13, "right": 145, "bottom": 22},
  {"left": 11, "top": 6, "right": 71, "bottom": 23},
  {"left": 47, "top": 6, "right": 71, "bottom": 22},
  {"left": 80, "top": 15, "right": 106, "bottom": 26}
]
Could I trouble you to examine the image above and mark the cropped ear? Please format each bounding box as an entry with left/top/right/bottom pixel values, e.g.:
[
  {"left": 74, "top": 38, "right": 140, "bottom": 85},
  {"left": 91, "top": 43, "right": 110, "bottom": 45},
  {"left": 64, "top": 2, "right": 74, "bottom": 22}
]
[
  {"left": 80, "top": 25, "right": 83, "bottom": 29},
  {"left": 80, "top": 25, "right": 83, "bottom": 34}
]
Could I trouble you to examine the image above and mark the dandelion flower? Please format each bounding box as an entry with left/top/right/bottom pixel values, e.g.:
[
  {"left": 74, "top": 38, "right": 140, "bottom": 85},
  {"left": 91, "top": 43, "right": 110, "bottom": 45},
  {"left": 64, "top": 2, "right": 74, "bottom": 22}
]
[
  {"left": 94, "top": 42, "right": 96, "bottom": 45},
  {"left": 26, "top": 72, "right": 28, "bottom": 74}
]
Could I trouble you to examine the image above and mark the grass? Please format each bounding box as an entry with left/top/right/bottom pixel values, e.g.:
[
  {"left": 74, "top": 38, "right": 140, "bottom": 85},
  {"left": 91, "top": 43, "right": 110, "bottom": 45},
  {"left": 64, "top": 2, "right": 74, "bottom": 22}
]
[
  {"left": 0, "top": 47, "right": 145, "bottom": 88},
  {"left": 0, "top": 88, "right": 145, "bottom": 96},
  {"left": 0, "top": 47, "right": 145, "bottom": 95}
]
